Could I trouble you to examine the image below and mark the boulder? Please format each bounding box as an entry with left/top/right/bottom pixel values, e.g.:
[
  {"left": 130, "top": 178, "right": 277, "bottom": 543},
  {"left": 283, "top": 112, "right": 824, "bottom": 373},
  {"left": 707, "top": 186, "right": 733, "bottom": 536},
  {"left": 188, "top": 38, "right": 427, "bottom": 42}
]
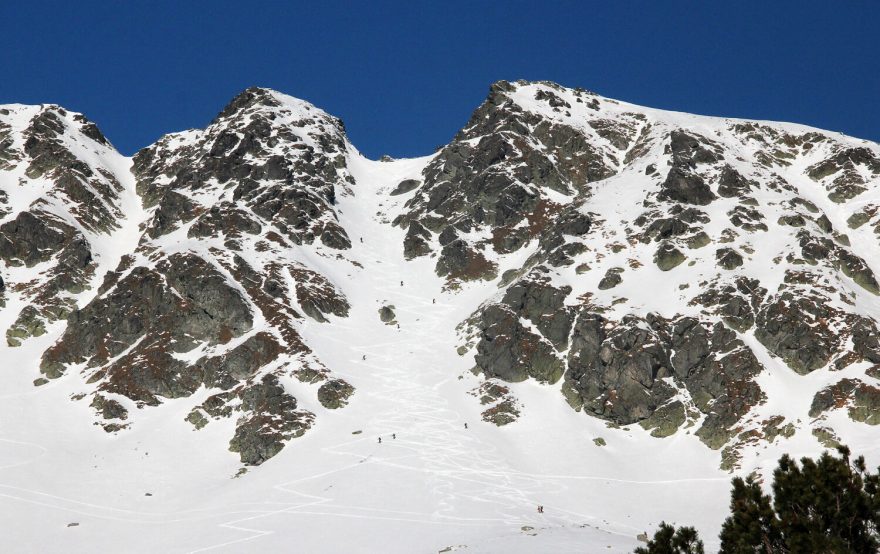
[
  {"left": 654, "top": 243, "right": 686, "bottom": 271},
  {"left": 598, "top": 267, "right": 624, "bottom": 290},
  {"left": 228, "top": 375, "right": 313, "bottom": 465},
  {"left": 658, "top": 167, "right": 715, "bottom": 206},
  {"left": 716, "top": 247, "right": 744, "bottom": 270},
  {"left": 755, "top": 292, "right": 836, "bottom": 374},
  {"left": 317, "top": 379, "right": 355, "bottom": 409},
  {"left": 390, "top": 179, "right": 420, "bottom": 196},
  {"left": 378, "top": 305, "right": 396, "bottom": 324}
]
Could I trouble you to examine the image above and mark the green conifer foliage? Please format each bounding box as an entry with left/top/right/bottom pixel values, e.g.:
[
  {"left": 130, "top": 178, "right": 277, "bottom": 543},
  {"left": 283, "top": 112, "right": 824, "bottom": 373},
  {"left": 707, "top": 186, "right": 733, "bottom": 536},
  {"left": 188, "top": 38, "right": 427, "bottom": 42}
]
[
  {"left": 635, "top": 522, "right": 705, "bottom": 554},
  {"left": 638, "top": 446, "right": 880, "bottom": 554}
]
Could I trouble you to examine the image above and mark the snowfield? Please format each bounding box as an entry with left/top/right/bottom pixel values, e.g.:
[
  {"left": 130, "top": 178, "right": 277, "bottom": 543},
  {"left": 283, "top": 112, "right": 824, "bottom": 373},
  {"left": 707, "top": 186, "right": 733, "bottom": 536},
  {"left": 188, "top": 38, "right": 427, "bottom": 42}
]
[{"left": 2, "top": 82, "right": 880, "bottom": 553}]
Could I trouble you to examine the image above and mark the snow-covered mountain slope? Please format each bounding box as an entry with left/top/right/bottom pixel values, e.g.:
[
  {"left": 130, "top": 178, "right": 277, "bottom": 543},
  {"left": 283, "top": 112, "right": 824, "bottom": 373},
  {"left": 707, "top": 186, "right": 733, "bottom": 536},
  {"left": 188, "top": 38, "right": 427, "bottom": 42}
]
[
  {"left": 0, "top": 103, "right": 141, "bottom": 348},
  {"left": 1, "top": 80, "right": 880, "bottom": 553},
  {"left": 404, "top": 81, "right": 880, "bottom": 472},
  {"left": 38, "top": 88, "right": 358, "bottom": 465}
]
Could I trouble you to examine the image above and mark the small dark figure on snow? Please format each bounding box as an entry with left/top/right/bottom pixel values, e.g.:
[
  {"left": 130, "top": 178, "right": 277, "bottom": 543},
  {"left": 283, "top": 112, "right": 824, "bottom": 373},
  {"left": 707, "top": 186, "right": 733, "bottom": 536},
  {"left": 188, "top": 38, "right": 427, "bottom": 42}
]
[
  {"left": 432, "top": 298, "right": 435, "bottom": 304},
  {"left": 359, "top": 237, "right": 363, "bottom": 243},
  {"left": 392, "top": 433, "right": 396, "bottom": 440},
  {"left": 464, "top": 422, "right": 468, "bottom": 429},
  {"left": 378, "top": 437, "right": 382, "bottom": 444},
  {"left": 362, "top": 355, "right": 366, "bottom": 361},
  {"left": 537, "top": 505, "right": 544, "bottom": 514},
  {"left": 400, "top": 280, "right": 404, "bottom": 287}
]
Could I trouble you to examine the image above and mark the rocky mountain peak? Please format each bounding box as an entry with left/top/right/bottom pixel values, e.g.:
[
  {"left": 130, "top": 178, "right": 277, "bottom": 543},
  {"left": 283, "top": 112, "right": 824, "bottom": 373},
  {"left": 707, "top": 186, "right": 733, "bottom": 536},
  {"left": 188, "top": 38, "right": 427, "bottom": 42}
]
[
  {"left": 0, "top": 101, "right": 133, "bottom": 353},
  {"left": 435, "top": 81, "right": 880, "bottom": 468},
  {"left": 14, "top": 87, "right": 358, "bottom": 464},
  {"left": 213, "top": 86, "right": 285, "bottom": 122},
  {"left": 3, "top": 81, "right": 880, "bottom": 477},
  {"left": 210, "top": 86, "right": 346, "bottom": 141}
]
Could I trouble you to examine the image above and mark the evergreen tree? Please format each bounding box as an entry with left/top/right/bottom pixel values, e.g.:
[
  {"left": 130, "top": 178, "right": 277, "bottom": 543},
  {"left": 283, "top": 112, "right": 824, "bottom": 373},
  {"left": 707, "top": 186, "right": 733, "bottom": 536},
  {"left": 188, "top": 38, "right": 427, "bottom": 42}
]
[
  {"left": 635, "top": 522, "right": 705, "bottom": 554},
  {"left": 770, "top": 447, "right": 879, "bottom": 553},
  {"left": 638, "top": 446, "right": 880, "bottom": 554},
  {"left": 718, "top": 446, "right": 880, "bottom": 552},
  {"left": 718, "top": 475, "right": 781, "bottom": 553}
]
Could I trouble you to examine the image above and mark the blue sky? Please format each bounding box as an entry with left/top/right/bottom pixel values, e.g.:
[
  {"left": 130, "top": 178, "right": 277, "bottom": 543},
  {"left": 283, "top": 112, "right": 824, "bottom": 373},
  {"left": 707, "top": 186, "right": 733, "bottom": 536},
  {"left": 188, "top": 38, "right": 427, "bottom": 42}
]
[{"left": 1, "top": 1, "right": 877, "bottom": 158}]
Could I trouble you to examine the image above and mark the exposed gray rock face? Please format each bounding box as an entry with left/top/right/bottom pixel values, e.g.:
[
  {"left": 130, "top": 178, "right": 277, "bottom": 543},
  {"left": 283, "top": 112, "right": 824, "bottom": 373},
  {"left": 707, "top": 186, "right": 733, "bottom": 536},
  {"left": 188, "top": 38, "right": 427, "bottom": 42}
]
[
  {"left": 390, "top": 179, "right": 419, "bottom": 196},
  {"left": 564, "top": 313, "right": 676, "bottom": 422},
  {"left": 393, "top": 80, "right": 620, "bottom": 284},
  {"left": 436, "top": 238, "right": 498, "bottom": 282},
  {"left": 716, "top": 247, "right": 744, "bottom": 270},
  {"left": 473, "top": 380, "right": 521, "bottom": 426},
  {"left": 198, "top": 332, "right": 283, "bottom": 390},
  {"left": 559, "top": 313, "right": 763, "bottom": 448},
  {"left": 640, "top": 401, "right": 686, "bottom": 438},
  {"left": 403, "top": 221, "right": 432, "bottom": 259},
  {"left": 659, "top": 167, "right": 715, "bottom": 206},
  {"left": 24, "top": 89, "right": 357, "bottom": 465},
  {"left": 7, "top": 305, "right": 47, "bottom": 346},
  {"left": 691, "top": 277, "right": 766, "bottom": 332},
  {"left": 0, "top": 105, "right": 126, "bottom": 347},
  {"left": 500, "top": 277, "right": 574, "bottom": 350},
  {"left": 839, "top": 250, "right": 880, "bottom": 294},
  {"left": 181, "top": 340, "right": 323, "bottom": 467},
  {"left": 292, "top": 265, "right": 350, "bottom": 322},
  {"left": 754, "top": 287, "right": 880, "bottom": 375},
  {"left": 470, "top": 274, "right": 574, "bottom": 385},
  {"left": 41, "top": 253, "right": 252, "bottom": 396},
  {"left": 598, "top": 267, "right": 623, "bottom": 290},
  {"left": 474, "top": 304, "right": 565, "bottom": 384},
  {"left": 0, "top": 211, "right": 86, "bottom": 268},
  {"left": 717, "top": 165, "right": 755, "bottom": 198},
  {"left": 449, "top": 81, "right": 880, "bottom": 467},
  {"left": 0, "top": 211, "right": 94, "bottom": 345},
  {"left": 656, "top": 131, "right": 720, "bottom": 206},
  {"left": 5, "top": 80, "right": 880, "bottom": 472},
  {"left": 807, "top": 146, "right": 880, "bottom": 202},
  {"left": 223, "top": 375, "right": 314, "bottom": 466},
  {"left": 91, "top": 395, "right": 127, "bottom": 417},
  {"left": 21, "top": 109, "right": 121, "bottom": 233},
  {"left": 469, "top": 275, "right": 765, "bottom": 453},
  {"left": 810, "top": 378, "right": 880, "bottom": 425},
  {"left": 134, "top": 87, "right": 352, "bottom": 249},
  {"left": 655, "top": 243, "right": 686, "bottom": 270},
  {"left": 810, "top": 378, "right": 860, "bottom": 418}
]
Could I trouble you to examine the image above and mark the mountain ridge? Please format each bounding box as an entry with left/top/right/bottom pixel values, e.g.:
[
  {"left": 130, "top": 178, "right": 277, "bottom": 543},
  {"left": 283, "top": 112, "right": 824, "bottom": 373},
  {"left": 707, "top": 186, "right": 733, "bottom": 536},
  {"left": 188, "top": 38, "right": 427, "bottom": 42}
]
[{"left": 2, "top": 79, "right": 880, "bottom": 552}]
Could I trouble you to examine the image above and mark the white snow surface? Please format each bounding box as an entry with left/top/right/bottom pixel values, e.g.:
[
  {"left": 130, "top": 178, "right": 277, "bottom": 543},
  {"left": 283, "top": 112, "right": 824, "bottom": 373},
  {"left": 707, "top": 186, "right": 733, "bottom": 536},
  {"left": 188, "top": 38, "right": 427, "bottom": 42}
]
[{"left": 1, "top": 84, "right": 880, "bottom": 553}]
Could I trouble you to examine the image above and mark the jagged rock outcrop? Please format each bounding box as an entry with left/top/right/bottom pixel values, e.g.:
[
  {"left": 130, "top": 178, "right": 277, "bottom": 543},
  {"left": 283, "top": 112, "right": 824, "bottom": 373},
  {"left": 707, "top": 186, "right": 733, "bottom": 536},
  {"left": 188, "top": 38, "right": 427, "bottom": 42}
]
[
  {"left": 810, "top": 378, "right": 880, "bottom": 425},
  {"left": 451, "top": 80, "right": 880, "bottom": 467},
  {"left": 134, "top": 87, "right": 352, "bottom": 249},
  {"left": 317, "top": 379, "right": 355, "bottom": 409},
  {"left": 559, "top": 313, "right": 763, "bottom": 449},
  {"left": 393, "top": 81, "right": 620, "bottom": 285},
  {"left": 14, "top": 89, "right": 357, "bottom": 465},
  {"left": 188, "top": 374, "right": 315, "bottom": 466},
  {"left": 0, "top": 105, "right": 129, "bottom": 347},
  {"left": 3, "top": 80, "right": 880, "bottom": 472}
]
